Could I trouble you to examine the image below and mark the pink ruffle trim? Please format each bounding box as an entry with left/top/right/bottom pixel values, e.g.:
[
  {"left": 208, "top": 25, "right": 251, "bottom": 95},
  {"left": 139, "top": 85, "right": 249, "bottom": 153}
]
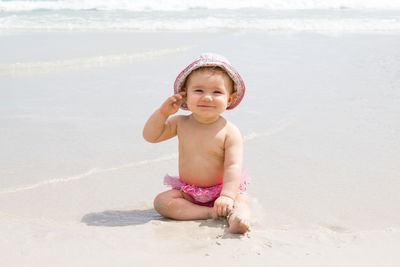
[{"left": 163, "top": 169, "right": 250, "bottom": 206}]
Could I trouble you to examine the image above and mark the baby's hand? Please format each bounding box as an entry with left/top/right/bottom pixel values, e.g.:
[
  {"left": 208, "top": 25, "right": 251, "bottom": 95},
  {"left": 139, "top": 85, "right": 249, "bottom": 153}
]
[
  {"left": 213, "top": 195, "right": 234, "bottom": 217},
  {"left": 159, "top": 92, "right": 186, "bottom": 116}
]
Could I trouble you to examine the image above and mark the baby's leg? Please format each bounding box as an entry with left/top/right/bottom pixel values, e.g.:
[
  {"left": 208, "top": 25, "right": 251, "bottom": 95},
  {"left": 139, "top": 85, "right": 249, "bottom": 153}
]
[
  {"left": 227, "top": 192, "right": 251, "bottom": 234},
  {"left": 154, "top": 189, "right": 214, "bottom": 220}
]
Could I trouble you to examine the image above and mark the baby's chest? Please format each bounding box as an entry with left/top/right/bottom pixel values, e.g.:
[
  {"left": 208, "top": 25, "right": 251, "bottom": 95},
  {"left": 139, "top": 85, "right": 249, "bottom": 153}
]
[{"left": 179, "top": 131, "right": 226, "bottom": 153}]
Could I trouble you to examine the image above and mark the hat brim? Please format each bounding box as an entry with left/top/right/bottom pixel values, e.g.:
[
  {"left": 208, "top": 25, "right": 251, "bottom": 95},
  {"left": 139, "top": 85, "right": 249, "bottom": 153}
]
[{"left": 174, "top": 58, "right": 245, "bottom": 110}]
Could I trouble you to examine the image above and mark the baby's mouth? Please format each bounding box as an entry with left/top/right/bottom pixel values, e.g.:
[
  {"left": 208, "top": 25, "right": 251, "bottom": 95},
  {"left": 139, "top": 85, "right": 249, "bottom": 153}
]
[{"left": 198, "top": 104, "right": 215, "bottom": 108}]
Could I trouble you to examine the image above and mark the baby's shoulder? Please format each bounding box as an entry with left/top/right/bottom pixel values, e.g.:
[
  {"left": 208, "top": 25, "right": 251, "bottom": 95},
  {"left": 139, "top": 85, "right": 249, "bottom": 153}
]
[
  {"left": 169, "top": 114, "right": 188, "bottom": 122},
  {"left": 224, "top": 119, "right": 240, "bottom": 131},
  {"left": 172, "top": 114, "right": 190, "bottom": 124},
  {"left": 169, "top": 115, "right": 191, "bottom": 129},
  {"left": 223, "top": 119, "right": 242, "bottom": 139}
]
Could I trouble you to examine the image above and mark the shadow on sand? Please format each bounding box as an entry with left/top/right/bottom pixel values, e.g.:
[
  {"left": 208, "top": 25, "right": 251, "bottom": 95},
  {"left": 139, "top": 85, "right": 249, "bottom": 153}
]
[
  {"left": 81, "top": 209, "right": 164, "bottom": 227},
  {"left": 81, "top": 209, "right": 245, "bottom": 238}
]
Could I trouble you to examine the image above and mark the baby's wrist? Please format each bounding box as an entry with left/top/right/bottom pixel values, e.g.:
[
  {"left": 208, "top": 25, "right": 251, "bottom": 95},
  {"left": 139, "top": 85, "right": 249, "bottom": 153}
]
[
  {"left": 158, "top": 108, "right": 170, "bottom": 118},
  {"left": 220, "top": 193, "right": 235, "bottom": 201}
]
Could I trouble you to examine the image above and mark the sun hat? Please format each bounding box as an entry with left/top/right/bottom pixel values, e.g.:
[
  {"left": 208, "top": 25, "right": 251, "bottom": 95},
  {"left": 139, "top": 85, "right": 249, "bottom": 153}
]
[{"left": 174, "top": 53, "right": 245, "bottom": 110}]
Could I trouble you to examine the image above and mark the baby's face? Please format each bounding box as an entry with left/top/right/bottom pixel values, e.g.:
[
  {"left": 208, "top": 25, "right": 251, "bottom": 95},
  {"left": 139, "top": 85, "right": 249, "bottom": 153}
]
[{"left": 184, "top": 69, "right": 236, "bottom": 120}]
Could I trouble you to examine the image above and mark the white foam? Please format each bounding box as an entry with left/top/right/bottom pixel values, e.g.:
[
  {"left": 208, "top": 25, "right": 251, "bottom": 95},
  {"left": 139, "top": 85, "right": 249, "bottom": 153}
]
[
  {"left": 1, "top": 1, "right": 400, "bottom": 33},
  {"left": 1, "top": 15, "right": 399, "bottom": 33},
  {"left": 0, "top": 46, "right": 191, "bottom": 77},
  {"left": 244, "top": 120, "right": 294, "bottom": 142},
  {"left": 1, "top": 0, "right": 400, "bottom": 12},
  {"left": 0, "top": 153, "right": 178, "bottom": 195}
]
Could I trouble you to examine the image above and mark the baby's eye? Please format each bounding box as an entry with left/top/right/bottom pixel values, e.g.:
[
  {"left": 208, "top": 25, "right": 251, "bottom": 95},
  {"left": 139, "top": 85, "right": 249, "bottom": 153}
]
[
  {"left": 194, "top": 89, "right": 203, "bottom": 93},
  {"left": 214, "top": 90, "right": 223, "bottom": 94}
]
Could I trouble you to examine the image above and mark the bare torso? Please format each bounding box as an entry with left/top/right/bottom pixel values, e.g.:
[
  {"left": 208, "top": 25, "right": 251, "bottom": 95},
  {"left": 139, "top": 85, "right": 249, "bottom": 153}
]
[{"left": 177, "top": 115, "right": 229, "bottom": 187}]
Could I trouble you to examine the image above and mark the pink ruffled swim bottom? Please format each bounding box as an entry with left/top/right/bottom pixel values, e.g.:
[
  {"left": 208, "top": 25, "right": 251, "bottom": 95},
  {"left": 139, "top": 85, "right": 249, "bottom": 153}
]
[{"left": 163, "top": 170, "right": 250, "bottom": 207}]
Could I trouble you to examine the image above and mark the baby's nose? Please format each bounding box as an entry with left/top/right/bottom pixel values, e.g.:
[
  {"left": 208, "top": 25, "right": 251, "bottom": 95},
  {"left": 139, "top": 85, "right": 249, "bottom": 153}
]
[{"left": 202, "top": 94, "right": 212, "bottom": 101}]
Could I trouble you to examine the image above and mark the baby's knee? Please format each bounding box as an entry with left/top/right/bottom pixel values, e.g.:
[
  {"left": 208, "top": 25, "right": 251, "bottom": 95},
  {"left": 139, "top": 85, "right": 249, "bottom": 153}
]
[
  {"left": 153, "top": 193, "right": 166, "bottom": 213},
  {"left": 153, "top": 190, "right": 178, "bottom": 213}
]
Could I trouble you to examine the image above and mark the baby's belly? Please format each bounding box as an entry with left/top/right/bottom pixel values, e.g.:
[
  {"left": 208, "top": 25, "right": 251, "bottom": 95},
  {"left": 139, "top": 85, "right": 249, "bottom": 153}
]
[{"left": 179, "top": 160, "right": 224, "bottom": 187}]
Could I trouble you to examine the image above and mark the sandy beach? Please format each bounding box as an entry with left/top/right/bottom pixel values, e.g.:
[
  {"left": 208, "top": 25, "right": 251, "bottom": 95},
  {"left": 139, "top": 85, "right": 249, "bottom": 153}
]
[{"left": 1, "top": 29, "right": 400, "bottom": 266}]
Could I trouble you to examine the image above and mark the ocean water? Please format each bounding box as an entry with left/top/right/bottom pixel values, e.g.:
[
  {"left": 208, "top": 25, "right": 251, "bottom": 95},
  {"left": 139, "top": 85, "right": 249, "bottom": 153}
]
[{"left": 1, "top": 0, "right": 400, "bottom": 33}]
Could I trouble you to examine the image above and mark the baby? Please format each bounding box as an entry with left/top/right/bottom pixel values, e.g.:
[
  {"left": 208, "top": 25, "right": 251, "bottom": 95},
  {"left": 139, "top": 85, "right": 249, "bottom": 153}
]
[{"left": 143, "top": 53, "right": 250, "bottom": 234}]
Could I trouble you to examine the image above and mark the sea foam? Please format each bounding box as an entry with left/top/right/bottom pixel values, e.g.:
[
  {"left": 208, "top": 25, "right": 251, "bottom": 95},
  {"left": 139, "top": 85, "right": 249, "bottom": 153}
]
[
  {"left": 1, "top": 0, "right": 400, "bottom": 12},
  {"left": 1, "top": 0, "right": 400, "bottom": 33},
  {"left": 0, "top": 47, "right": 191, "bottom": 77}
]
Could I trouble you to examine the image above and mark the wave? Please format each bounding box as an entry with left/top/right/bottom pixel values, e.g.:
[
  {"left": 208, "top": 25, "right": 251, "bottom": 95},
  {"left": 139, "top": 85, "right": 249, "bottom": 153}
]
[
  {"left": 1, "top": 16, "right": 399, "bottom": 33},
  {"left": 244, "top": 120, "right": 294, "bottom": 142},
  {"left": 0, "top": 153, "right": 179, "bottom": 195},
  {"left": 1, "top": 1, "right": 399, "bottom": 33},
  {"left": 1, "top": 0, "right": 400, "bottom": 12},
  {"left": 0, "top": 46, "right": 191, "bottom": 77}
]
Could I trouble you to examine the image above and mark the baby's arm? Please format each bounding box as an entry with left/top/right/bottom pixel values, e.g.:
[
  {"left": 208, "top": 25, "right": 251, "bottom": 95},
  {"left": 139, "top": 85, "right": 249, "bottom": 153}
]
[
  {"left": 142, "top": 93, "right": 184, "bottom": 143},
  {"left": 213, "top": 124, "right": 243, "bottom": 217}
]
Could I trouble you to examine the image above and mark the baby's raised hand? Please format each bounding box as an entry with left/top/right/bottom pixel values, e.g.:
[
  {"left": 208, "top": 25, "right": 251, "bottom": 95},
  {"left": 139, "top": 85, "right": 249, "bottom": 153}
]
[
  {"left": 213, "top": 195, "right": 234, "bottom": 217},
  {"left": 160, "top": 93, "right": 186, "bottom": 116}
]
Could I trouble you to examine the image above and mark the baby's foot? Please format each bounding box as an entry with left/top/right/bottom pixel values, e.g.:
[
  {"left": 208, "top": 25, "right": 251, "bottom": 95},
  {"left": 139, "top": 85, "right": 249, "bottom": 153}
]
[{"left": 227, "top": 212, "right": 250, "bottom": 234}]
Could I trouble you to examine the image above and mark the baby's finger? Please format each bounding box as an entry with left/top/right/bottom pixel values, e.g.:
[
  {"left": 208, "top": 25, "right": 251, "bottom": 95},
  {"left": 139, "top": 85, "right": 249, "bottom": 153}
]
[
  {"left": 173, "top": 94, "right": 184, "bottom": 104},
  {"left": 224, "top": 206, "right": 231, "bottom": 216},
  {"left": 226, "top": 205, "right": 233, "bottom": 215},
  {"left": 178, "top": 92, "right": 186, "bottom": 102},
  {"left": 219, "top": 206, "right": 225, "bottom": 217},
  {"left": 165, "top": 96, "right": 176, "bottom": 105},
  {"left": 175, "top": 93, "right": 184, "bottom": 99},
  {"left": 214, "top": 206, "right": 220, "bottom": 217},
  {"left": 167, "top": 97, "right": 179, "bottom": 108},
  {"left": 221, "top": 206, "right": 226, "bottom": 217},
  {"left": 225, "top": 205, "right": 232, "bottom": 216},
  {"left": 213, "top": 205, "right": 219, "bottom": 217}
]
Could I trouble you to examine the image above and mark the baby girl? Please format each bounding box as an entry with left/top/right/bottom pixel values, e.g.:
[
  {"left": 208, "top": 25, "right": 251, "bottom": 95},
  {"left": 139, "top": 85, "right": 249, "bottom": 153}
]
[{"left": 143, "top": 53, "right": 251, "bottom": 234}]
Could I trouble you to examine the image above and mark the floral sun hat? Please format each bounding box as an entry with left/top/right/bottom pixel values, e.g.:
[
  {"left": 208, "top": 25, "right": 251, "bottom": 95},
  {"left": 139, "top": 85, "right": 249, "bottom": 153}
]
[{"left": 174, "top": 53, "right": 246, "bottom": 110}]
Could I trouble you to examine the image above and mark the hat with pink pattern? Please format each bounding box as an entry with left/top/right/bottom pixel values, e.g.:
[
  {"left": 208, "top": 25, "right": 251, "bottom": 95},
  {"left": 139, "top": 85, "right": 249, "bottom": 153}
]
[{"left": 174, "top": 53, "right": 245, "bottom": 110}]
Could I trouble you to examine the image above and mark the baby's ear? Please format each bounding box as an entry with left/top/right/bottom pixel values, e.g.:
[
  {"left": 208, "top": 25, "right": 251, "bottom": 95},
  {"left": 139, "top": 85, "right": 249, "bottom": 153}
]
[
  {"left": 180, "top": 88, "right": 187, "bottom": 98},
  {"left": 179, "top": 88, "right": 187, "bottom": 108},
  {"left": 228, "top": 92, "right": 237, "bottom": 106}
]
